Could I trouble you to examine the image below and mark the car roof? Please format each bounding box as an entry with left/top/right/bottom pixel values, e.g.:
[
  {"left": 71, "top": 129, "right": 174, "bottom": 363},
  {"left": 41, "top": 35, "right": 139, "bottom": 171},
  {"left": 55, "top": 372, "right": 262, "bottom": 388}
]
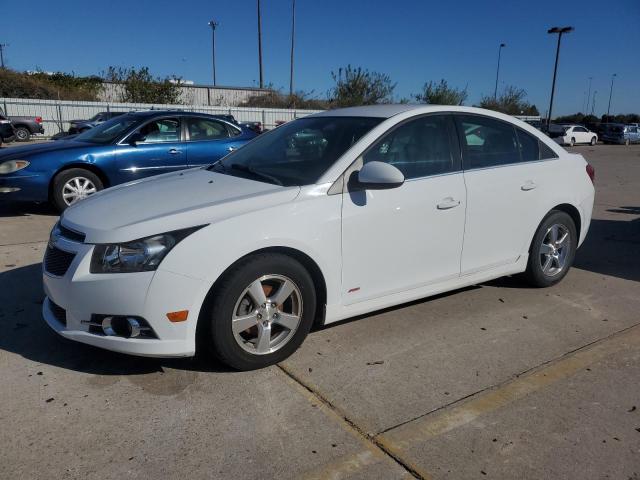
[{"left": 122, "top": 110, "right": 222, "bottom": 118}]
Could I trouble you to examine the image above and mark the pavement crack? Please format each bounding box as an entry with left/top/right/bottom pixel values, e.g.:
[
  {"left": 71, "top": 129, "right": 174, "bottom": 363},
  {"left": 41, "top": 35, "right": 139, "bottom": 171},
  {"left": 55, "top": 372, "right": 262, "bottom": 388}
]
[{"left": 277, "top": 363, "right": 426, "bottom": 480}]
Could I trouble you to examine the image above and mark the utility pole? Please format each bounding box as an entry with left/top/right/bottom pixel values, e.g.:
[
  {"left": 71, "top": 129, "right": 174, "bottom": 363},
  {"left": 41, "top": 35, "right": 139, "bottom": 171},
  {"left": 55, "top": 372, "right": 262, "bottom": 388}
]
[
  {"left": 289, "top": 0, "right": 296, "bottom": 99},
  {"left": 0, "top": 43, "right": 8, "bottom": 69},
  {"left": 494, "top": 43, "right": 505, "bottom": 100},
  {"left": 257, "top": 0, "right": 264, "bottom": 88},
  {"left": 208, "top": 20, "right": 219, "bottom": 86},
  {"left": 607, "top": 73, "right": 617, "bottom": 118},
  {"left": 591, "top": 90, "right": 597, "bottom": 116},
  {"left": 546, "top": 26, "right": 573, "bottom": 130},
  {"left": 585, "top": 76, "right": 593, "bottom": 113}
]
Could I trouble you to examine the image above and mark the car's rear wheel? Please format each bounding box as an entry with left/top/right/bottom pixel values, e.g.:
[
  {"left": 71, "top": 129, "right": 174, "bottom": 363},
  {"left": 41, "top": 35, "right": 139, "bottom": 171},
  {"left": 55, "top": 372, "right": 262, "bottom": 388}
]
[
  {"left": 524, "top": 210, "right": 577, "bottom": 288},
  {"left": 625, "top": 138, "right": 630, "bottom": 146},
  {"left": 199, "top": 253, "right": 316, "bottom": 370},
  {"left": 51, "top": 168, "right": 103, "bottom": 212},
  {"left": 590, "top": 137, "right": 597, "bottom": 146},
  {"left": 14, "top": 127, "right": 31, "bottom": 142}
]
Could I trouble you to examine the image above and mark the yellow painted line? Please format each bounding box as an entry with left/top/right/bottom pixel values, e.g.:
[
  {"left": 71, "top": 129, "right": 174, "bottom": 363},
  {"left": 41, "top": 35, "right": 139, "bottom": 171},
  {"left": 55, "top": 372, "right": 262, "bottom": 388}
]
[{"left": 378, "top": 324, "right": 640, "bottom": 453}]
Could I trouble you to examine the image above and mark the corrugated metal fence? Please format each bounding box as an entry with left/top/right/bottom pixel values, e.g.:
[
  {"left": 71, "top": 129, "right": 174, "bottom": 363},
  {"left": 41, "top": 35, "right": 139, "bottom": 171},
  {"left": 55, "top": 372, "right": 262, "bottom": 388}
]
[{"left": 0, "top": 97, "right": 322, "bottom": 137}]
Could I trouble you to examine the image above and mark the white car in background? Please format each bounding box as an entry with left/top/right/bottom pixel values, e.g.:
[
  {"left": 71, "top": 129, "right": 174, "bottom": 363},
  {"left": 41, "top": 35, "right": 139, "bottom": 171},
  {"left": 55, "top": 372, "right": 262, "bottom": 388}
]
[
  {"left": 550, "top": 124, "right": 598, "bottom": 146},
  {"left": 42, "top": 105, "right": 595, "bottom": 370}
]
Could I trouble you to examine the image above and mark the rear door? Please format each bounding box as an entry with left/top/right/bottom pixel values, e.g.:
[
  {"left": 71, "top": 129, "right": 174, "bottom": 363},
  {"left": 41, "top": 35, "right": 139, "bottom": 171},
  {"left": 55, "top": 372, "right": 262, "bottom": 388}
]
[
  {"left": 185, "top": 117, "right": 247, "bottom": 167},
  {"left": 115, "top": 116, "right": 187, "bottom": 182},
  {"left": 455, "top": 114, "right": 556, "bottom": 274}
]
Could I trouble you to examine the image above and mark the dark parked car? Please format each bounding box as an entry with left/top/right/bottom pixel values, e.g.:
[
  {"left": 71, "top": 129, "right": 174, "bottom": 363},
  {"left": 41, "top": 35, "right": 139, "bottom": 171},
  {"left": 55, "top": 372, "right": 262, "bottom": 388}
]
[
  {"left": 0, "top": 112, "right": 16, "bottom": 146},
  {"left": 601, "top": 124, "right": 640, "bottom": 145},
  {"left": 68, "top": 111, "right": 126, "bottom": 134},
  {"left": 0, "top": 108, "right": 45, "bottom": 141},
  {"left": 0, "top": 110, "right": 257, "bottom": 211}
]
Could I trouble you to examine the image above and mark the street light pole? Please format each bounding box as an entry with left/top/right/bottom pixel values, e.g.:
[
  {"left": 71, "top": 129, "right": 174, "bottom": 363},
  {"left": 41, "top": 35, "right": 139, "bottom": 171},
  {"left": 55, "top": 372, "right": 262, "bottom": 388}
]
[
  {"left": 257, "top": 0, "right": 264, "bottom": 89},
  {"left": 591, "top": 90, "right": 597, "bottom": 116},
  {"left": 208, "top": 20, "right": 219, "bottom": 86},
  {"left": 494, "top": 43, "right": 505, "bottom": 100},
  {"left": 0, "top": 44, "right": 8, "bottom": 69},
  {"left": 607, "top": 73, "right": 617, "bottom": 118},
  {"left": 289, "top": 0, "right": 296, "bottom": 99},
  {"left": 585, "top": 76, "right": 593, "bottom": 113},
  {"left": 546, "top": 26, "right": 573, "bottom": 130}
]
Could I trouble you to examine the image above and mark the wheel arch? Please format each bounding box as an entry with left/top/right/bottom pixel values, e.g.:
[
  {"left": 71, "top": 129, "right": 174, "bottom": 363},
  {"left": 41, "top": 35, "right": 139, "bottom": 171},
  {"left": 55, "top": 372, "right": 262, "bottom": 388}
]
[
  {"left": 199, "top": 246, "right": 328, "bottom": 328},
  {"left": 551, "top": 203, "right": 582, "bottom": 241},
  {"left": 48, "top": 163, "right": 111, "bottom": 199}
]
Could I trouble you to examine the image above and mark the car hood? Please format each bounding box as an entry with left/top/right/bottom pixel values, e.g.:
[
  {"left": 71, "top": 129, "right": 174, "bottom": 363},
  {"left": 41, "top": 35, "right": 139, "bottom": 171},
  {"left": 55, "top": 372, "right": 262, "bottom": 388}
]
[
  {"left": 62, "top": 168, "right": 301, "bottom": 243},
  {"left": 0, "top": 140, "right": 98, "bottom": 159}
]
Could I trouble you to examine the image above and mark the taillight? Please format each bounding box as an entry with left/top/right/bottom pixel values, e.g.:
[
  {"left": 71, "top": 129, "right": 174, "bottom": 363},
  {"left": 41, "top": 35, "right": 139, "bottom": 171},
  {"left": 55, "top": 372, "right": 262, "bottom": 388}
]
[
  {"left": 35, "top": 116, "right": 43, "bottom": 124},
  {"left": 586, "top": 164, "right": 595, "bottom": 184}
]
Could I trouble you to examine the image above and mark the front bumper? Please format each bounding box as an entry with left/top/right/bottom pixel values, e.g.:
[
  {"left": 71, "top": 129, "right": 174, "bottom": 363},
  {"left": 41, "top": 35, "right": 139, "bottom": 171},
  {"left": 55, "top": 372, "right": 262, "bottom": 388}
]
[
  {"left": 0, "top": 173, "right": 49, "bottom": 201},
  {"left": 42, "top": 234, "right": 208, "bottom": 358}
]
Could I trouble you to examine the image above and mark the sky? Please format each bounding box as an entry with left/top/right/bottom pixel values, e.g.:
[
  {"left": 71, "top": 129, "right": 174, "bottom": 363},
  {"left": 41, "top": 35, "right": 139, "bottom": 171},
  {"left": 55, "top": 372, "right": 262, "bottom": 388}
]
[{"left": 1, "top": 0, "right": 639, "bottom": 117}]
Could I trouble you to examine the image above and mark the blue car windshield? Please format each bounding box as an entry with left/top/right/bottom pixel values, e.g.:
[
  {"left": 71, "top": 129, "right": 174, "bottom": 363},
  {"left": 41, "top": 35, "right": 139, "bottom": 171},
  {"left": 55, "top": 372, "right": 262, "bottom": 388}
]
[
  {"left": 74, "top": 116, "right": 138, "bottom": 144},
  {"left": 209, "top": 116, "right": 382, "bottom": 186}
]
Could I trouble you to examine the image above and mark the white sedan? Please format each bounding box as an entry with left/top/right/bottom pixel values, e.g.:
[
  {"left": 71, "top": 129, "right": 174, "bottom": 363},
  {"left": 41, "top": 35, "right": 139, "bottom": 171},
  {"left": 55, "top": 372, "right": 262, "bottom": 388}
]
[
  {"left": 42, "top": 105, "right": 595, "bottom": 370},
  {"left": 550, "top": 124, "right": 598, "bottom": 146}
]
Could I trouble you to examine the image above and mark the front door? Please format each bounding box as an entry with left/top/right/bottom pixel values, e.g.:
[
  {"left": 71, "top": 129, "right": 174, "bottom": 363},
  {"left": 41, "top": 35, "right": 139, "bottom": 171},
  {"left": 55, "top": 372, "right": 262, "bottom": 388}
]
[
  {"left": 115, "top": 116, "right": 186, "bottom": 182},
  {"left": 341, "top": 114, "right": 466, "bottom": 305}
]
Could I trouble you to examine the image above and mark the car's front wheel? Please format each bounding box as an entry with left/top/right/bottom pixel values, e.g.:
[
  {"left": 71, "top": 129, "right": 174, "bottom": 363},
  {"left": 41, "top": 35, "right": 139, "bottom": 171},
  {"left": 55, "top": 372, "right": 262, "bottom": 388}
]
[
  {"left": 199, "top": 253, "right": 317, "bottom": 370},
  {"left": 524, "top": 210, "right": 577, "bottom": 287},
  {"left": 51, "top": 168, "right": 104, "bottom": 212},
  {"left": 590, "top": 136, "right": 597, "bottom": 146},
  {"left": 570, "top": 137, "right": 576, "bottom": 147}
]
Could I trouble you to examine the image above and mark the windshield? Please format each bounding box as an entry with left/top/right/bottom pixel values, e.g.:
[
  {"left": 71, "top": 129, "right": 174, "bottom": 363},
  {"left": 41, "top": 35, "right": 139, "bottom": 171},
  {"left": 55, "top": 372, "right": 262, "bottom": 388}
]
[
  {"left": 74, "top": 116, "right": 139, "bottom": 144},
  {"left": 209, "top": 116, "right": 382, "bottom": 186}
]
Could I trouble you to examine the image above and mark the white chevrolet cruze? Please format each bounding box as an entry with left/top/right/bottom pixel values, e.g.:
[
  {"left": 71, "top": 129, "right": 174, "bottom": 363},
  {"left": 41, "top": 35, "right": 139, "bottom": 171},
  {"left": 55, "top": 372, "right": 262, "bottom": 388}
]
[{"left": 43, "top": 105, "right": 595, "bottom": 370}]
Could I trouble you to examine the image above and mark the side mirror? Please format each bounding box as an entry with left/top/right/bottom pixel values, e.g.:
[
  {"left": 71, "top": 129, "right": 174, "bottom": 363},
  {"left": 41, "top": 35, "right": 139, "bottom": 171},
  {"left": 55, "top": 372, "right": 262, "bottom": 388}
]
[
  {"left": 128, "top": 132, "right": 145, "bottom": 145},
  {"left": 352, "top": 161, "right": 404, "bottom": 190}
]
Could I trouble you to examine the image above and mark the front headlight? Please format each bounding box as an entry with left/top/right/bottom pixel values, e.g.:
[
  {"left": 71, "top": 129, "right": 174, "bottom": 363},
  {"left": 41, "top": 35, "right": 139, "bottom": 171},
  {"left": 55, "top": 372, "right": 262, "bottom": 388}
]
[
  {"left": 90, "top": 226, "right": 204, "bottom": 274},
  {"left": 0, "top": 160, "right": 30, "bottom": 174}
]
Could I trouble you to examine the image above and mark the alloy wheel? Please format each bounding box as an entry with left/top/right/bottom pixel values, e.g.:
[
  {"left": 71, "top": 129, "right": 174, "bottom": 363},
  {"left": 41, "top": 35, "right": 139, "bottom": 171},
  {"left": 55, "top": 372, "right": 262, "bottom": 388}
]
[
  {"left": 539, "top": 224, "right": 570, "bottom": 277},
  {"left": 231, "top": 274, "right": 303, "bottom": 355},
  {"left": 62, "top": 176, "right": 97, "bottom": 205}
]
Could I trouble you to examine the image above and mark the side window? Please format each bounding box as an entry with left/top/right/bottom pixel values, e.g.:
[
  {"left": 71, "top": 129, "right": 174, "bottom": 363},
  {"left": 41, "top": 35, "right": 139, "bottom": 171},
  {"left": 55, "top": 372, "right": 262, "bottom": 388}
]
[
  {"left": 455, "top": 115, "right": 519, "bottom": 169},
  {"left": 139, "top": 118, "right": 180, "bottom": 143},
  {"left": 574, "top": 126, "right": 587, "bottom": 132},
  {"left": 187, "top": 118, "right": 229, "bottom": 141},
  {"left": 363, "top": 115, "right": 456, "bottom": 179},
  {"left": 539, "top": 140, "right": 558, "bottom": 160},
  {"left": 225, "top": 123, "right": 242, "bottom": 137},
  {"left": 516, "top": 128, "right": 540, "bottom": 162}
]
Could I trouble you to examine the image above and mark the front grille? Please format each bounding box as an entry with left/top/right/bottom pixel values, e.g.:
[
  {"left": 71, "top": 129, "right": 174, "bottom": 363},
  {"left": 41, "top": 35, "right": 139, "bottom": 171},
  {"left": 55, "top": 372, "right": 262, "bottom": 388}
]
[
  {"left": 44, "top": 245, "right": 76, "bottom": 276},
  {"left": 49, "top": 300, "right": 67, "bottom": 326},
  {"left": 59, "top": 224, "right": 86, "bottom": 243}
]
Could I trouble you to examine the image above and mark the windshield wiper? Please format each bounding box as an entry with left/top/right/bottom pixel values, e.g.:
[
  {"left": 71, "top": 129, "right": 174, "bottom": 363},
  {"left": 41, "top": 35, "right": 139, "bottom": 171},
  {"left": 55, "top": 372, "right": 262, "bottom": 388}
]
[{"left": 225, "top": 163, "right": 283, "bottom": 186}]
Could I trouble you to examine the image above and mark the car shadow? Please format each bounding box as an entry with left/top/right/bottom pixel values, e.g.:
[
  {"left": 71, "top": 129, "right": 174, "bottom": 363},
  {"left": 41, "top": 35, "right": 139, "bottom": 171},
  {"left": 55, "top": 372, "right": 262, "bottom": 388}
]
[
  {"left": 0, "top": 201, "right": 58, "bottom": 218},
  {"left": 0, "top": 263, "right": 234, "bottom": 375}
]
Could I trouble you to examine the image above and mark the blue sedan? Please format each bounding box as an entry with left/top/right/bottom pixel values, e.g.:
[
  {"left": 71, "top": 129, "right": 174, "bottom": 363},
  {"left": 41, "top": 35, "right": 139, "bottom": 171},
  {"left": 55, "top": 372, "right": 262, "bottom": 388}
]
[{"left": 0, "top": 110, "right": 257, "bottom": 211}]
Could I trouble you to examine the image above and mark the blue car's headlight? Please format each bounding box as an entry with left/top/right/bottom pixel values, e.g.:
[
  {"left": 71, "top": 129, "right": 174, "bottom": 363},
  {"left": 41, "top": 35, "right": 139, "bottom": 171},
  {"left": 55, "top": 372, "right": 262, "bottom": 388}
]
[
  {"left": 90, "top": 226, "right": 204, "bottom": 273},
  {"left": 0, "top": 160, "right": 30, "bottom": 174}
]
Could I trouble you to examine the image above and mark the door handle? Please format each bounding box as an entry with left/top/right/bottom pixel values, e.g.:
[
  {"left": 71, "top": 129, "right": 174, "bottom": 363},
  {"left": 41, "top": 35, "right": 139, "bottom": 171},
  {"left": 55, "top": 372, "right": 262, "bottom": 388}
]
[
  {"left": 227, "top": 146, "right": 236, "bottom": 152},
  {"left": 437, "top": 197, "right": 461, "bottom": 210},
  {"left": 521, "top": 181, "right": 537, "bottom": 191},
  {"left": 168, "top": 148, "right": 181, "bottom": 155}
]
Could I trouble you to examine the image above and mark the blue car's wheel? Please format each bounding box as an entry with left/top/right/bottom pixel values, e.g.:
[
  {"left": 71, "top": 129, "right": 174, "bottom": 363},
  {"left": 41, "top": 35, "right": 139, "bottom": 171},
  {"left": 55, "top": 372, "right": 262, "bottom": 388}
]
[{"left": 52, "top": 168, "right": 104, "bottom": 212}]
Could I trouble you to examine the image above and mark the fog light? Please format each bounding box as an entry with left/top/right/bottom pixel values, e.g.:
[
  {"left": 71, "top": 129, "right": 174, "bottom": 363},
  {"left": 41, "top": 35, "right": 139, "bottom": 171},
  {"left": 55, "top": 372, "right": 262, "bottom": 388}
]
[
  {"left": 0, "top": 187, "right": 21, "bottom": 193},
  {"left": 101, "top": 316, "right": 141, "bottom": 338}
]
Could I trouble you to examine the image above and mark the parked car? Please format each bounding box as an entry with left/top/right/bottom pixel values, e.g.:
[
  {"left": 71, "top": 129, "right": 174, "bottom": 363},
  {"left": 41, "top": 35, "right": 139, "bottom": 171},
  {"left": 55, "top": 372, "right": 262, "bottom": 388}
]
[
  {"left": 0, "top": 110, "right": 257, "bottom": 211},
  {"left": 68, "top": 111, "right": 126, "bottom": 134},
  {"left": 0, "top": 111, "right": 16, "bottom": 146},
  {"left": 3, "top": 110, "right": 45, "bottom": 141},
  {"left": 601, "top": 124, "right": 640, "bottom": 145},
  {"left": 239, "top": 121, "right": 263, "bottom": 134},
  {"left": 41, "top": 105, "right": 595, "bottom": 370},
  {"left": 548, "top": 124, "right": 598, "bottom": 146}
]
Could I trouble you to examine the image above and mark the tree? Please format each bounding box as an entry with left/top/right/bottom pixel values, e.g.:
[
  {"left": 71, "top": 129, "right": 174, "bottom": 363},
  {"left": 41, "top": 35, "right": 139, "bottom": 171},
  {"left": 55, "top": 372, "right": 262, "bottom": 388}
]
[
  {"left": 0, "top": 68, "right": 102, "bottom": 100},
  {"left": 103, "top": 66, "right": 182, "bottom": 104},
  {"left": 414, "top": 79, "right": 467, "bottom": 105},
  {"left": 329, "top": 65, "right": 395, "bottom": 107},
  {"left": 478, "top": 85, "right": 539, "bottom": 116}
]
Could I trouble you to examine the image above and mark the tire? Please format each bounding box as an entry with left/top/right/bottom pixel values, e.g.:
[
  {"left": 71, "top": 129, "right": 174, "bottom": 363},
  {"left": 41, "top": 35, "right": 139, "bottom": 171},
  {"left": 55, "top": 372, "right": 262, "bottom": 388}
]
[
  {"left": 199, "top": 253, "right": 317, "bottom": 370},
  {"left": 14, "top": 127, "right": 31, "bottom": 142},
  {"left": 524, "top": 210, "right": 577, "bottom": 288},
  {"left": 625, "top": 138, "right": 630, "bottom": 146},
  {"left": 590, "top": 137, "right": 597, "bottom": 146},
  {"left": 570, "top": 137, "right": 575, "bottom": 147},
  {"left": 51, "top": 168, "right": 104, "bottom": 212}
]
